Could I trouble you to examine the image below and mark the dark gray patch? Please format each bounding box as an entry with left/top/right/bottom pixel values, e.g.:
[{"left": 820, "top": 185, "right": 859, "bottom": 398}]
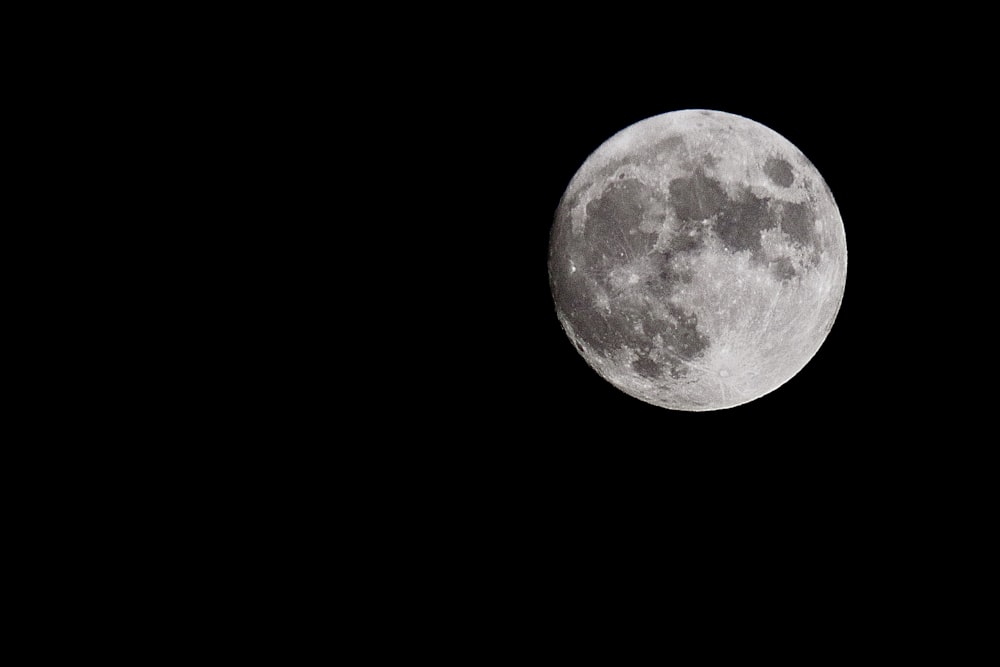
[
  {"left": 615, "top": 302, "right": 710, "bottom": 379},
  {"left": 660, "top": 304, "right": 710, "bottom": 379},
  {"left": 778, "top": 201, "right": 815, "bottom": 246},
  {"left": 770, "top": 257, "right": 797, "bottom": 281},
  {"left": 669, "top": 224, "right": 706, "bottom": 254},
  {"left": 637, "top": 310, "right": 671, "bottom": 347},
  {"left": 582, "top": 178, "right": 661, "bottom": 270},
  {"left": 585, "top": 178, "right": 659, "bottom": 239},
  {"left": 561, "top": 307, "right": 631, "bottom": 359},
  {"left": 586, "top": 178, "right": 646, "bottom": 231},
  {"left": 665, "top": 305, "right": 708, "bottom": 356},
  {"left": 643, "top": 135, "right": 684, "bottom": 165},
  {"left": 553, "top": 171, "right": 713, "bottom": 369},
  {"left": 577, "top": 306, "right": 657, "bottom": 360},
  {"left": 642, "top": 241, "right": 701, "bottom": 300},
  {"left": 557, "top": 289, "right": 710, "bottom": 377},
  {"left": 714, "top": 189, "right": 775, "bottom": 257},
  {"left": 654, "top": 251, "right": 694, "bottom": 288},
  {"left": 668, "top": 169, "right": 727, "bottom": 222},
  {"left": 656, "top": 135, "right": 684, "bottom": 152},
  {"left": 764, "top": 157, "right": 794, "bottom": 187},
  {"left": 632, "top": 356, "right": 663, "bottom": 379}
]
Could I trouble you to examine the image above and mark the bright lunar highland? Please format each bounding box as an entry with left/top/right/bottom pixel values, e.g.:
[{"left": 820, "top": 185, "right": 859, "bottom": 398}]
[{"left": 548, "top": 109, "right": 847, "bottom": 411}]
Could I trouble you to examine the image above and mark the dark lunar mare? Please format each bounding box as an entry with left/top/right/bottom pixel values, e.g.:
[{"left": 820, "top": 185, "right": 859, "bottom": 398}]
[
  {"left": 622, "top": 299, "right": 711, "bottom": 380},
  {"left": 764, "top": 157, "right": 794, "bottom": 187},
  {"left": 552, "top": 146, "right": 822, "bottom": 381},
  {"left": 668, "top": 169, "right": 727, "bottom": 222},
  {"left": 631, "top": 356, "right": 663, "bottom": 378},
  {"left": 551, "top": 114, "right": 845, "bottom": 410},
  {"left": 715, "top": 189, "right": 773, "bottom": 260},
  {"left": 583, "top": 178, "right": 658, "bottom": 248},
  {"left": 551, "top": 176, "right": 712, "bottom": 380},
  {"left": 662, "top": 163, "right": 820, "bottom": 280},
  {"left": 776, "top": 201, "right": 815, "bottom": 246}
]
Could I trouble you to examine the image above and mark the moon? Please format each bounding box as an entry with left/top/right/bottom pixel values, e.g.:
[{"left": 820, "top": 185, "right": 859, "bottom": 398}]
[{"left": 548, "top": 109, "right": 847, "bottom": 411}]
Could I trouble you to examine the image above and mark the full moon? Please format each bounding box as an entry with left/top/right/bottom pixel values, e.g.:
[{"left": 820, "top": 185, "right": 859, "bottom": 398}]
[{"left": 548, "top": 109, "right": 847, "bottom": 411}]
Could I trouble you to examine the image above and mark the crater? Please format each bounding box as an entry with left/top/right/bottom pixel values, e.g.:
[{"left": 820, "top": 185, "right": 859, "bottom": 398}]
[
  {"left": 770, "top": 257, "right": 797, "bottom": 281},
  {"left": 764, "top": 157, "right": 794, "bottom": 187}
]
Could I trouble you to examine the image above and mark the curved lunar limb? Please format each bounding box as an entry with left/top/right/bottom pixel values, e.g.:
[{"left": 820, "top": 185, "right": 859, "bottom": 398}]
[{"left": 549, "top": 109, "right": 847, "bottom": 411}]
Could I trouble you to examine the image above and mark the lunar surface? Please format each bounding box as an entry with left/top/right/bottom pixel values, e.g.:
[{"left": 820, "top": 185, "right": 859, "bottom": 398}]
[{"left": 548, "top": 109, "right": 847, "bottom": 411}]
